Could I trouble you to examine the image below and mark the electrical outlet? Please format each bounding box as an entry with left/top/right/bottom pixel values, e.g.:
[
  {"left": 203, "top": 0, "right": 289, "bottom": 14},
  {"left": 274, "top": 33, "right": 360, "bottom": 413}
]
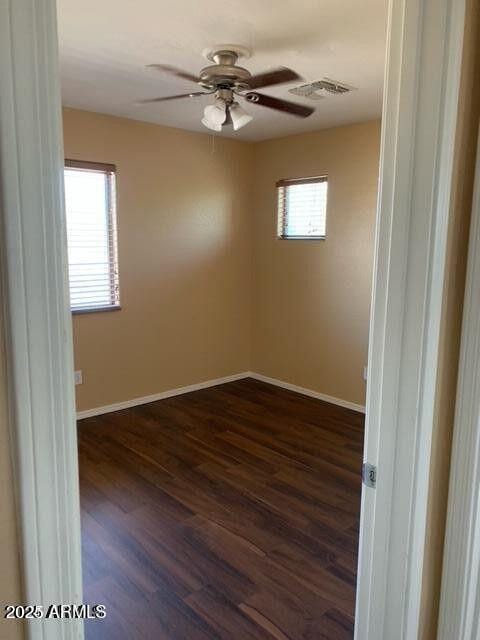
[
  {"left": 74, "top": 370, "right": 83, "bottom": 385},
  {"left": 363, "top": 365, "right": 368, "bottom": 381}
]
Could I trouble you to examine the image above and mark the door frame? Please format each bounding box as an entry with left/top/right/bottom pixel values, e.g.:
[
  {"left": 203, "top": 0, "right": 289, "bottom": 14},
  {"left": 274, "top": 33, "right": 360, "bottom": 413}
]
[
  {"left": 0, "top": 1, "right": 83, "bottom": 639},
  {"left": 355, "top": 0, "right": 467, "bottom": 637},
  {"left": 0, "top": 1, "right": 468, "bottom": 639},
  {"left": 437, "top": 126, "right": 480, "bottom": 640}
]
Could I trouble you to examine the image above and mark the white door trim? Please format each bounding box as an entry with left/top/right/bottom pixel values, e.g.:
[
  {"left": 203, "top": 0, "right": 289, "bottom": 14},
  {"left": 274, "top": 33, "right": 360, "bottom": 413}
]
[
  {"left": 437, "top": 127, "right": 480, "bottom": 640},
  {"left": 0, "top": 1, "right": 468, "bottom": 639},
  {"left": 0, "top": 1, "right": 83, "bottom": 638},
  {"left": 355, "top": 0, "right": 467, "bottom": 638}
]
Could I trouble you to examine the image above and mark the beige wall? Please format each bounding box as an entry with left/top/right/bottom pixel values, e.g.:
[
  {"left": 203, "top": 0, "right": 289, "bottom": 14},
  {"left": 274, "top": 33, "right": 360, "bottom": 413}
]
[
  {"left": 251, "top": 121, "right": 381, "bottom": 406},
  {"left": 419, "top": 0, "right": 480, "bottom": 637},
  {"left": 65, "top": 112, "right": 380, "bottom": 412},
  {"left": 0, "top": 314, "right": 23, "bottom": 640},
  {"left": 63, "top": 109, "right": 254, "bottom": 412}
]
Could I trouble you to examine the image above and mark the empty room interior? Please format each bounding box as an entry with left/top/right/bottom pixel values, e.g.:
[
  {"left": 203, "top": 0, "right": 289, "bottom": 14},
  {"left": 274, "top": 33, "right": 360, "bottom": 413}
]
[{"left": 58, "top": 1, "right": 386, "bottom": 638}]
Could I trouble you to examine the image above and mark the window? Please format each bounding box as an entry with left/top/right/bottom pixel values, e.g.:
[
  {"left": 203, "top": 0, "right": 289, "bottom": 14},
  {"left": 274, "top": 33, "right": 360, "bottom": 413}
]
[
  {"left": 277, "top": 176, "right": 328, "bottom": 239},
  {"left": 64, "top": 160, "right": 120, "bottom": 313}
]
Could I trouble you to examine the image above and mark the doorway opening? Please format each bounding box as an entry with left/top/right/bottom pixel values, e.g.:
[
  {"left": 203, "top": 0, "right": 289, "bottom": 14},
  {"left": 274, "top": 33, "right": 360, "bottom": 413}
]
[
  {"left": 0, "top": 1, "right": 468, "bottom": 639},
  {"left": 58, "top": 2, "right": 385, "bottom": 637}
]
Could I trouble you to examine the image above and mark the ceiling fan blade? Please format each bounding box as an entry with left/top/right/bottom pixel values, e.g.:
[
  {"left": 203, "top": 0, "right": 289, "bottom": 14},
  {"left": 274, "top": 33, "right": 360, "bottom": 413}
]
[
  {"left": 147, "top": 64, "right": 199, "bottom": 84},
  {"left": 247, "top": 67, "right": 301, "bottom": 90},
  {"left": 137, "top": 91, "right": 209, "bottom": 104},
  {"left": 245, "top": 92, "right": 314, "bottom": 118}
]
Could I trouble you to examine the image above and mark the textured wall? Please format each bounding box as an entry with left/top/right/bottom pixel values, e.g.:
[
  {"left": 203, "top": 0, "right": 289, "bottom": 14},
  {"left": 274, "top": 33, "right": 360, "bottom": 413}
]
[
  {"left": 251, "top": 121, "right": 380, "bottom": 406},
  {"left": 63, "top": 108, "right": 254, "bottom": 412},
  {"left": 65, "top": 113, "right": 380, "bottom": 412}
]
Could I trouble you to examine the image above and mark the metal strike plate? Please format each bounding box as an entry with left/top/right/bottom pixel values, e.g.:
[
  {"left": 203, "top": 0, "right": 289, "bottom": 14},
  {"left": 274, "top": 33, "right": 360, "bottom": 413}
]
[{"left": 362, "top": 462, "right": 377, "bottom": 488}]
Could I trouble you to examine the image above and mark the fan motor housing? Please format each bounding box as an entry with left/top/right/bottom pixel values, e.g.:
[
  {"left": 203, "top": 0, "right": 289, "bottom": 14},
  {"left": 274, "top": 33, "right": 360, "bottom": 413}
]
[
  {"left": 199, "top": 64, "right": 251, "bottom": 86},
  {"left": 199, "top": 49, "right": 251, "bottom": 88}
]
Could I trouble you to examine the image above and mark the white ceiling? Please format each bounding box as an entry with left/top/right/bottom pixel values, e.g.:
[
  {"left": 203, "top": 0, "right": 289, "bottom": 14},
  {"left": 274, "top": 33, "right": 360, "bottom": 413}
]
[{"left": 57, "top": 0, "right": 387, "bottom": 142}]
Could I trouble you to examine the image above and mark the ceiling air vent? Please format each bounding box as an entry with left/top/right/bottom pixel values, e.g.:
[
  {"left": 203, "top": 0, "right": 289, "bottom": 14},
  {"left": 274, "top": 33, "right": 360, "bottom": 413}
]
[{"left": 289, "top": 78, "right": 355, "bottom": 101}]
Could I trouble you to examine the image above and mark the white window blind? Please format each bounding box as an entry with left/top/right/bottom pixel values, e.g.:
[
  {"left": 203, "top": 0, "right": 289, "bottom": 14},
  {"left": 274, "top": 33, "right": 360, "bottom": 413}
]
[
  {"left": 64, "top": 160, "right": 120, "bottom": 313},
  {"left": 277, "top": 176, "right": 328, "bottom": 239}
]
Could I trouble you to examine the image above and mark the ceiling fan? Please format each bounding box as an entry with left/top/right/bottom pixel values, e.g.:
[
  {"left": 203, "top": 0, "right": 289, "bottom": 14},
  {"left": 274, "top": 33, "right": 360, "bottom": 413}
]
[{"left": 137, "top": 45, "right": 315, "bottom": 132}]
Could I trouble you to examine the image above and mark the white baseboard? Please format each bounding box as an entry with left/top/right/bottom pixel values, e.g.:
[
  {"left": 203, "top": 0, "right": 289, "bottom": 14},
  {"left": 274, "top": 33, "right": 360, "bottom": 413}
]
[
  {"left": 248, "top": 372, "right": 366, "bottom": 414},
  {"left": 76, "top": 372, "right": 250, "bottom": 419},
  {"left": 77, "top": 370, "right": 365, "bottom": 419}
]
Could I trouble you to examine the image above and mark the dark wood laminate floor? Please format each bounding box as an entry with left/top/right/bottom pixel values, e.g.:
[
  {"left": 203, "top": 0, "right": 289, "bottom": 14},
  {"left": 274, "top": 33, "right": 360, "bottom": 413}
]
[{"left": 78, "top": 378, "right": 364, "bottom": 640}]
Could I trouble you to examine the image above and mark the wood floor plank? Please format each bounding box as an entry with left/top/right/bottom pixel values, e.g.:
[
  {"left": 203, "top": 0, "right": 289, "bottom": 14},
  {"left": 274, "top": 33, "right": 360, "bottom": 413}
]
[
  {"left": 79, "top": 378, "right": 363, "bottom": 639},
  {"left": 219, "top": 462, "right": 358, "bottom": 531},
  {"left": 185, "top": 586, "right": 277, "bottom": 640},
  {"left": 241, "top": 589, "right": 330, "bottom": 640},
  {"left": 145, "top": 588, "right": 221, "bottom": 640},
  {"left": 267, "top": 542, "right": 357, "bottom": 616},
  {"left": 132, "top": 508, "right": 259, "bottom": 604},
  {"left": 84, "top": 577, "right": 169, "bottom": 640},
  {"left": 315, "top": 609, "right": 355, "bottom": 640},
  {"left": 181, "top": 516, "right": 336, "bottom": 618}
]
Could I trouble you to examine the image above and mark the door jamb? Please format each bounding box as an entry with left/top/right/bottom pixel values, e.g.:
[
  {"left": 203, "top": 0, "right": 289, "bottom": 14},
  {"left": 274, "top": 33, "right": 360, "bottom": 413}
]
[
  {"left": 437, "top": 126, "right": 480, "bottom": 640},
  {"left": 0, "top": 1, "right": 469, "bottom": 639},
  {"left": 355, "top": 0, "right": 467, "bottom": 637},
  {"left": 0, "top": 2, "right": 83, "bottom": 639}
]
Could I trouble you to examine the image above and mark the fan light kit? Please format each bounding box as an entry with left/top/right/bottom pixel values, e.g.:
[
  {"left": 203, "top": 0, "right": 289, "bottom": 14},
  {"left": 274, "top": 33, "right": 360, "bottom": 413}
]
[
  {"left": 137, "top": 45, "right": 315, "bottom": 133},
  {"left": 202, "top": 98, "right": 253, "bottom": 132}
]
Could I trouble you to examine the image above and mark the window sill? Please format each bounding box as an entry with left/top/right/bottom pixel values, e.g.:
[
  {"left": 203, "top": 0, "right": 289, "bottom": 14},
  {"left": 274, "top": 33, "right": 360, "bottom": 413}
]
[
  {"left": 71, "top": 305, "right": 121, "bottom": 316},
  {"left": 277, "top": 235, "right": 326, "bottom": 241}
]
